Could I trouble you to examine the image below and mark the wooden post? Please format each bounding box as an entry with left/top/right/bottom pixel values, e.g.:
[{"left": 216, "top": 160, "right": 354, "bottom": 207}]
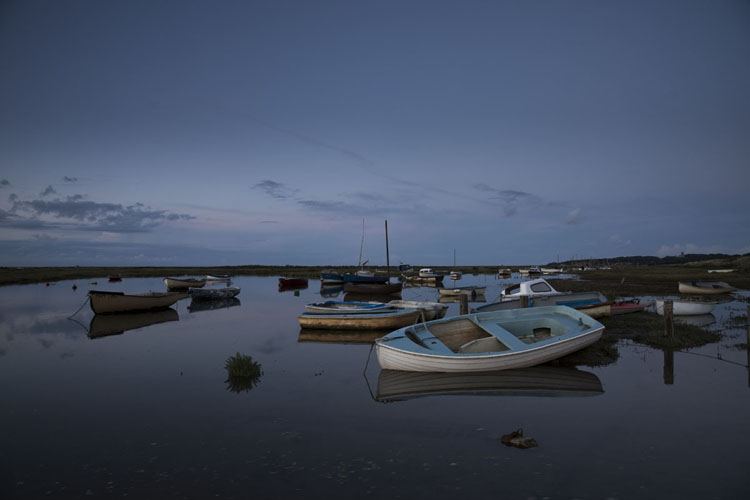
[
  {"left": 459, "top": 293, "right": 469, "bottom": 315},
  {"left": 746, "top": 304, "right": 749, "bottom": 388},
  {"left": 384, "top": 220, "right": 390, "bottom": 280},
  {"left": 663, "top": 300, "right": 674, "bottom": 338},
  {"left": 520, "top": 295, "right": 529, "bottom": 309}
]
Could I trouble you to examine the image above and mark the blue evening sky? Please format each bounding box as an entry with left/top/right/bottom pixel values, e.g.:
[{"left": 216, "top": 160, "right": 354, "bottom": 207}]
[{"left": 1, "top": 0, "right": 748, "bottom": 266}]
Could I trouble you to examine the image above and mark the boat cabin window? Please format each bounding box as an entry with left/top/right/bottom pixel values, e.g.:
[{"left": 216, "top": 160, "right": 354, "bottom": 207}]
[
  {"left": 530, "top": 282, "right": 552, "bottom": 293},
  {"left": 504, "top": 284, "right": 521, "bottom": 295}
]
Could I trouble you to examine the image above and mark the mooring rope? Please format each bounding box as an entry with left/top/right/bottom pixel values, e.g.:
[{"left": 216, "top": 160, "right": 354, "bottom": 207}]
[{"left": 67, "top": 295, "right": 90, "bottom": 320}]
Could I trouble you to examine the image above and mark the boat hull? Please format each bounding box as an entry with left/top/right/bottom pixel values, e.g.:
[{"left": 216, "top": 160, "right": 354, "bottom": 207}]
[
  {"left": 438, "top": 286, "right": 487, "bottom": 296},
  {"left": 655, "top": 300, "right": 715, "bottom": 316},
  {"left": 89, "top": 291, "right": 185, "bottom": 314},
  {"left": 164, "top": 277, "right": 206, "bottom": 289},
  {"left": 297, "top": 309, "right": 421, "bottom": 330}
]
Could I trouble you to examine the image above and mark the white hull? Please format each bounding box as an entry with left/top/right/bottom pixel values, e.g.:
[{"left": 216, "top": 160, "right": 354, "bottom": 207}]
[
  {"left": 438, "top": 286, "right": 487, "bottom": 296},
  {"left": 387, "top": 300, "right": 448, "bottom": 321},
  {"left": 655, "top": 300, "right": 715, "bottom": 316},
  {"left": 377, "top": 328, "right": 603, "bottom": 372}
]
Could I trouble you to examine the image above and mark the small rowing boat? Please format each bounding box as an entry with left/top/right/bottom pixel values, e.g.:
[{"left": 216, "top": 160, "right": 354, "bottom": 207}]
[
  {"left": 188, "top": 286, "right": 241, "bottom": 300},
  {"left": 164, "top": 277, "right": 206, "bottom": 290},
  {"left": 375, "top": 306, "right": 604, "bottom": 372},
  {"left": 655, "top": 299, "right": 715, "bottom": 316},
  {"left": 88, "top": 290, "right": 185, "bottom": 314},
  {"left": 297, "top": 309, "right": 421, "bottom": 330}
]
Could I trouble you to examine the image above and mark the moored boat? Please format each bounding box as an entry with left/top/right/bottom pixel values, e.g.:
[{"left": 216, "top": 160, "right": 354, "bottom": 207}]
[
  {"left": 678, "top": 281, "right": 735, "bottom": 295},
  {"left": 107, "top": 274, "right": 122, "bottom": 282},
  {"left": 498, "top": 278, "right": 563, "bottom": 301},
  {"left": 497, "top": 268, "right": 512, "bottom": 277},
  {"left": 655, "top": 299, "right": 715, "bottom": 316},
  {"left": 477, "top": 289, "right": 609, "bottom": 317},
  {"left": 205, "top": 274, "right": 232, "bottom": 281},
  {"left": 297, "top": 309, "right": 421, "bottom": 330},
  {"left": 305, "top": 301, "right": 395, "bottom": 314},
  {"left": 387, "top": 300, "right": 449, "bottom": 321},
  {"left": 341, "top": 271, "right": 389, "bottom": 284},
  {"left": 610, "top": 300, "right": 646, "bottom": 315},
  {"left": 375, "top": 306, "right": 605, "bottom": 373},
  {"left": 88, "top": 290, "right": 185, "bottom": 314},
  {"left": 449, "top": 271, "right": 462, "bottom": 280},
  {"left": 188, "top": 286, "right": 241, "bottom": 300},
  {"left": 164, "top": 277, "right": 206, "bottom": 290},
  {"left": 320, "top": 270, "right": 344, "bottom": 284}
]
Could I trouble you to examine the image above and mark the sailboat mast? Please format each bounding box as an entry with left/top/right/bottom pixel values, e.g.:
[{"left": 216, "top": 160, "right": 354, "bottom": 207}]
[
  {"left": 358, "top": 218, "right": 365, "bottom": 268},
  {"left": 385, "top": 220, "right": 390, "bottom": 279}
]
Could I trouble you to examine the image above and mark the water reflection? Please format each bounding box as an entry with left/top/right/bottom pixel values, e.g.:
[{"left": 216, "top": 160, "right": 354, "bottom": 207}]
[
  {"left": 675, "top": 314, "right": 716, "bottom": 328},
  {"left": 224, "top": 352, "right": 263, "bottom": 393},
  {"left": 375, "top": 366, "right": 604, "bottom": 402},
  {"left": 188, "top": 297, "right": 241, "bottom": 313},
  {"left": 88, "top": 308, "right": 179, "bottom": 339},
  {"left": 343, "top": 291, "right": 402, "bottom": 303},
  {"left": 298, "top": 329, "right": 383, "bottom": 344},
  {"left": 320, "top": 284, "right": 344, "bottom": 297}
]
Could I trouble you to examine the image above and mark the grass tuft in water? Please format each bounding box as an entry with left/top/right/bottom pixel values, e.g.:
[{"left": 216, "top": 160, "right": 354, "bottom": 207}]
[
  {"left": 224, "top": 352, "right": 263, "bottom": 394},
  {"left": 600, "top": 312, "right": 721, "bottom": 350}
]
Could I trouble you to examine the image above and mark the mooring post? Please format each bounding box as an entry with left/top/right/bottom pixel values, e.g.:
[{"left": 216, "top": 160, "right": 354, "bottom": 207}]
[
  {"left": 746, "top": 304, "right": 749, "bottom": 388},
  {"left": 459, "top": 293, "right": 469, "bottom": 315},
  {"left": 663, "top": 300, "right": 674, "bottom": 338},
  {"left": 520, "top": 295, "right": 529, "bottom": 308}
]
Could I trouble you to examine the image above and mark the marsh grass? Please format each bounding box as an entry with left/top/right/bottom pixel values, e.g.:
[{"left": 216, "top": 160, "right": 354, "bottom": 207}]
[
  {"left": 600, "top": 312, "right": 721, "bottom": 350},
  {"left": 224, "top": 353, "right": 263, "bottom": 394}
]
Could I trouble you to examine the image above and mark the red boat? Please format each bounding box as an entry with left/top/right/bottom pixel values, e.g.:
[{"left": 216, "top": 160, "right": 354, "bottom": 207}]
[
  {"left": 610, "top": 300, "right": 645, "bottom": 315},
  {"left": 278, "top": 278, "right": 308, "bottom": 291}
]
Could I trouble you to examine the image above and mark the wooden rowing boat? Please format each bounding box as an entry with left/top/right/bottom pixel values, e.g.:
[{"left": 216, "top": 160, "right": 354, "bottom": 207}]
[
  {"left": 88, "top": 290, "right": 185, "bottom": 314},
  {"left": 297, "top": 309, "right": 421, "bottom": 330},
  {"left": 164, "top": 277, "right": 206, "bottom": 289},
  {"left": 375, "top": 306, "right": 604, "bottom": 372}
]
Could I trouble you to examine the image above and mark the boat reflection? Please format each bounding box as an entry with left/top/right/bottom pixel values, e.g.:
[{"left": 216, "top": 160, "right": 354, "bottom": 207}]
[
  {"left": 344, "top": 292, "right": 402, "bottom": 303},
  {"left": 188, "top": 297, "right": 241, "bottom": 313},
  {"left": 375, "top": 366, "right": 604, "bottom": 402},
  {"left": 278, "top": 282, "right": 308, "bottom": 293},
  {"left": 437, "top": 294, "right": 486, "bottom": 303},
  {"left": 675, "top": 314, "right": 716, "bottom": 328},
  {"left": 298, "top": 328, "right": 384, "bottom": 344},
  {"left": 88, "top": 308, "right": 179, "bottom": 339},
  {"left": 320, "top": 284, "right": 344, "bottom": 297}
]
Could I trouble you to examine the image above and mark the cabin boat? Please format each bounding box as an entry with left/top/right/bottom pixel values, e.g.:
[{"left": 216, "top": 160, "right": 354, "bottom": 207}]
[
  {"left": 164, "top": 277, "right": 206, "bottom": 290},
  {"left": 499, "top": 278, "right": 562, "bottom": 300},
  {"left": 297, "top": 309, "right": 421, "bottom": 330},
  {"left": 375, "top": 306, "right": 605, "bottom": 372},
  {"left": 497, "top": 268, "right": 512, "bottom": 277},
  {"left": 88, "top": 290, "right": 185, "bottom": 314},
  {"left": 188, "top": 286, "right": 241, "bottom": 300},
  {"left": 518, "top": 267, "right": 542, "bottom": 276},
  {"left": 678, "top": 281, "right": 735, "bottom": 295},
  {"left": 320, "top": 270, "right": 344, "bottom": 284},
  {"left": 419, "top": 268, "right": 440, "bottom": 278},
  {"left": 477, "top": 288, "right": 611, "bottom": 318},
  {"left": 449, "top": 271, "right": 462, "bottom": 280},
  {"left": 655, "top": 299, "right": 715, "bottom": 316}
]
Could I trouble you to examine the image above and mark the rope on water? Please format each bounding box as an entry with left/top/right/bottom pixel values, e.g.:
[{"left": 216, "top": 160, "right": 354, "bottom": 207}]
[{"left": 68, "top": 295, "right": 90, "bottom": 319}]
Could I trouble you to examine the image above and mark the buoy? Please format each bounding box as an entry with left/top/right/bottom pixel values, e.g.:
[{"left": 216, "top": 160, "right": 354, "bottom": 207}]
[{"left": 72, "top": 284, "right": 77, "bottom": 290}]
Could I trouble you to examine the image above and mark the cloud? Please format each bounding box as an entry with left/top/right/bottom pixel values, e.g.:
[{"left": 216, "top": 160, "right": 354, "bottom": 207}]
[
  {"left": 565, "top": 208, "right": 584, "bottom": 225},
  {"left": 253, "top": 180, "right": 297, "bottom": 200},
  {"left": 608, "top": 234, "right": 632, "bottom": 248},
  {"left": 40, "top": 185, "right": 56, "bottom": 197},
  {"left": 62, "top": 176, "right": 78, "bottom": 183},
  {"left": 4, "top": 194, "right": 195, "bottom": 233},
  {"left": 0, "top": 179, "right": 9, "bottom": 188},
  {"left": 473, "top": 183, "right": 539, "bottom": 217}
]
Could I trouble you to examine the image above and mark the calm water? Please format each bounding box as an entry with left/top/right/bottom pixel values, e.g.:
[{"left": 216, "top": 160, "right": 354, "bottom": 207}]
[{"left": 1, "top": 275, "right": 749, "bottom": 499}]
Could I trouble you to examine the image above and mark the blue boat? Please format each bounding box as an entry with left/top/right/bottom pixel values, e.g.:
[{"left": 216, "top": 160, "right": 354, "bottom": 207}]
[
  {"left": 320, "top": 270, "right": 344, "bottom": 284},
  {"left": 341, "top": 271, "right": 389, "bottom": 284}
]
